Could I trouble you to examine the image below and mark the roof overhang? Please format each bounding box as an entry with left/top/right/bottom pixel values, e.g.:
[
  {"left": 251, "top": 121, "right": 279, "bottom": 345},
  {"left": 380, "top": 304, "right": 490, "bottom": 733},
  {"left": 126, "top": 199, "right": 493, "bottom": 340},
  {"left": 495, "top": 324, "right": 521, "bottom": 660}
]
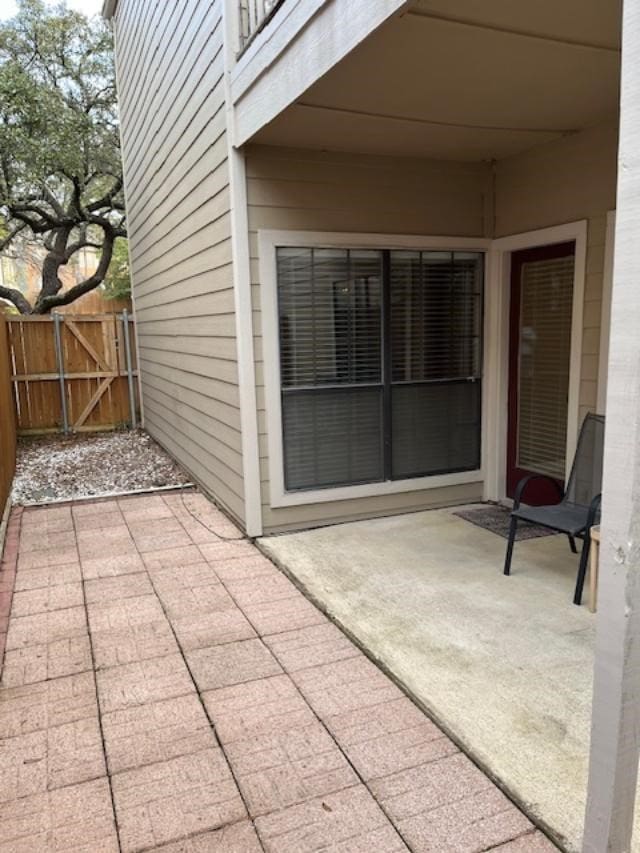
[{"left": 251, "top": 0, "right": 621, "bottom": 162}]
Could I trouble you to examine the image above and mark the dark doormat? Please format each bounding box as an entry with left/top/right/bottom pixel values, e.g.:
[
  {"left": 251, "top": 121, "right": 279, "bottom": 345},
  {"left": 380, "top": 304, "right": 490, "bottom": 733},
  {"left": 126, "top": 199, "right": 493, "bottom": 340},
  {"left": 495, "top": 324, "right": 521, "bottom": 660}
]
[{"left": 453, "top": 504, "right": 558, "bottom": 541}]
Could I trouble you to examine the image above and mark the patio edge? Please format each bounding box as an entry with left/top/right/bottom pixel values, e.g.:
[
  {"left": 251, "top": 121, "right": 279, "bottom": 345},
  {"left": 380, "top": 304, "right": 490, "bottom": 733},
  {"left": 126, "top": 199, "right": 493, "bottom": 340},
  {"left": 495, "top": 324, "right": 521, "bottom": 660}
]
[
  {"left": 15, "top": 482, "right": 197, "bottom": 509},
  {"left": 0, "top": 501, "right": 21, "bottom": 677},
  {"left": 256, "top": 535, "right": 567, "bottom": 853}
]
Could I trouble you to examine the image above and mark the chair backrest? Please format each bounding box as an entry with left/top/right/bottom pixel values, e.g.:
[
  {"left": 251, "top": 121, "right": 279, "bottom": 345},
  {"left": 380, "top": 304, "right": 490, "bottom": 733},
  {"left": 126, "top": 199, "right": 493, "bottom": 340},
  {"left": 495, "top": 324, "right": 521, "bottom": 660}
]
[{"left": 564, "top": 413, "right": 605, "bottom": 507}]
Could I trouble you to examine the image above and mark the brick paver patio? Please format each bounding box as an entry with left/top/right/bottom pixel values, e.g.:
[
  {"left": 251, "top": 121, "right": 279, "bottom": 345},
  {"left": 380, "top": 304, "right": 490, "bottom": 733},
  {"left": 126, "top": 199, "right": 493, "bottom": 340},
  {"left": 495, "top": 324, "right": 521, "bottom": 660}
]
[{"left": 0, "top": 491, "right": 558, "bottom": 852}]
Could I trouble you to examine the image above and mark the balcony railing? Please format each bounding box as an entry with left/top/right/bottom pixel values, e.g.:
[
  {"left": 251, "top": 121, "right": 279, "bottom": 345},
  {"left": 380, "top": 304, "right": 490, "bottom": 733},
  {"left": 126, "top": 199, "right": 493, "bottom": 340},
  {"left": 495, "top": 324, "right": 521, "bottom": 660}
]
[{"left": 238, "top": 0, "right": 284, "bottom": 50}]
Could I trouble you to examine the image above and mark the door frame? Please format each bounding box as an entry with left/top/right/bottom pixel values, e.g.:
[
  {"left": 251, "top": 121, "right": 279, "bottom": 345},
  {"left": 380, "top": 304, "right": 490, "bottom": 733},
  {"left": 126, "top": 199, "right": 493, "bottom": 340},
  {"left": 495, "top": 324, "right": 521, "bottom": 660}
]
[
  {"left": 596, "top": 210, "right": 616, "bottom": 414},
  {"left": 483, "top": 220, "right": 587, "bottom": 503}
]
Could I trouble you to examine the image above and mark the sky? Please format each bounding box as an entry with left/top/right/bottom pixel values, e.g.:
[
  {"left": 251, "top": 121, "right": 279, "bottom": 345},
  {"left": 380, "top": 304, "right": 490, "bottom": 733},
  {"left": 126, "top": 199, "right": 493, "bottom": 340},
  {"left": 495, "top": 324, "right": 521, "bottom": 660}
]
[{"left": 0, "top": 0, "right": 104, "bottom": 19}]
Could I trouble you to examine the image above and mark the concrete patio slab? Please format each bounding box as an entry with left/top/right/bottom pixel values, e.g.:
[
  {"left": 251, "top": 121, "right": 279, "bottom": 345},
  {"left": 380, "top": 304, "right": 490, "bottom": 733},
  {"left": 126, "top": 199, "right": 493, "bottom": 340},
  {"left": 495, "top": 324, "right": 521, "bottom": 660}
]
[
  {"left": 258, "top": 506, "right": 604, "bottom": 851},
  {"left": 0, "top": 493, "right": 558, "bottom": 852}
]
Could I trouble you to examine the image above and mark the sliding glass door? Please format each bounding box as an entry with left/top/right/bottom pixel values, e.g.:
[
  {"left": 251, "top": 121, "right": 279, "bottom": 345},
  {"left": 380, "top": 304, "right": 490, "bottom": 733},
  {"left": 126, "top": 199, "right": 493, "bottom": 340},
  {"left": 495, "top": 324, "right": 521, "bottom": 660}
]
[
  {"left": 389, "top": 251, "right": 483, "bottom": 479},
  {"left": 277, "top": 246, "right": 483, "bottom": 492}
]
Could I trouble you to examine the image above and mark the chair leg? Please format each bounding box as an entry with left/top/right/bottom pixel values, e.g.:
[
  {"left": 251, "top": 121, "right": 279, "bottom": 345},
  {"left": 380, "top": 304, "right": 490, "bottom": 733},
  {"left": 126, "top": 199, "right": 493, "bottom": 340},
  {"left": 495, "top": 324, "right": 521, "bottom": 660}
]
[
  {"left": 574, "top": 538, "right": 591, "bottom": 606},
  {"left": 504, "top": 517, "right": 518, "bottom": 576},
  {"left": 568, "top": 535, "right": 578, "bottom": 554}
]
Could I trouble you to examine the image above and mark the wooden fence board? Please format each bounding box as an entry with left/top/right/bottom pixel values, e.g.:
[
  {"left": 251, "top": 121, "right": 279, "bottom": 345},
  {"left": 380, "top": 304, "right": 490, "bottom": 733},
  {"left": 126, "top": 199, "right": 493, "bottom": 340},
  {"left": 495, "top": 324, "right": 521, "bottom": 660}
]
[
  {"left": 6, "top": 314, "right": 140, "bottom": 434},
  {"left": 58, "top": 291, "right": 131, "bottom": 316},
  {"left": 0, "top": 317, "right": 16, "bottom": 510}
]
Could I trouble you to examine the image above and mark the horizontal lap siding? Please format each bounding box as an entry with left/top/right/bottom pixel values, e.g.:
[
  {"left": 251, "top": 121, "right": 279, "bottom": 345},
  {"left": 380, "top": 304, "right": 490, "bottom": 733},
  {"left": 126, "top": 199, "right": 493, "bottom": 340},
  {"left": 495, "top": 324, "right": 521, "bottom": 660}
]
[
  {"left": 246, "top": 144, "right": 490, "bottom": 532},
  {"left": 495, "top": 121, "right": 618, "bottom": 425},
  {"left": 114, "top": 0, "right": 245, "bottom": 525}
]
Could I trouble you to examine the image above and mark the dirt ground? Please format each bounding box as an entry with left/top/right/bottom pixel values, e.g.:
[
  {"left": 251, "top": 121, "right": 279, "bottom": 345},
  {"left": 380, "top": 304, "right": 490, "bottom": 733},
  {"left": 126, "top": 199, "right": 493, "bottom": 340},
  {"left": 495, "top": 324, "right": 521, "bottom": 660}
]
[{"left": 11, "top": 429, "right": 191, "bottom": 504}]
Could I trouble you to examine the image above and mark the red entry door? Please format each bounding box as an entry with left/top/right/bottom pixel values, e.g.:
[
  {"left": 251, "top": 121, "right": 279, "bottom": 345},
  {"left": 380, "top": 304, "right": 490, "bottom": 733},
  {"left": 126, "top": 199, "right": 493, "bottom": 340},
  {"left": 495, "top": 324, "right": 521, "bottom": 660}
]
[{"left": 506, "top": 242, "right": 575, "bottom": 504}]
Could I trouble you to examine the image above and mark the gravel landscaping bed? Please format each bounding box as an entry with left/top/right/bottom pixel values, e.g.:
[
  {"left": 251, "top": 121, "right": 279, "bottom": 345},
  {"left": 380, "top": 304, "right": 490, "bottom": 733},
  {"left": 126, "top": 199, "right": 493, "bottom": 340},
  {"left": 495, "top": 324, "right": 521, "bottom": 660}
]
[{"left": 11, "top": 429, "right": 192, "bottom": 504}]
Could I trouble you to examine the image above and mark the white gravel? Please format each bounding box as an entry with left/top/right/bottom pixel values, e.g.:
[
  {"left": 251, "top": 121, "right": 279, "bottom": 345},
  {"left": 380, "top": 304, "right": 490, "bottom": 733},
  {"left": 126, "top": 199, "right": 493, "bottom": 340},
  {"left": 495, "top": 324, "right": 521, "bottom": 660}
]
[{"left": 11, "top": 430, "right": 192, "bottom": 504}]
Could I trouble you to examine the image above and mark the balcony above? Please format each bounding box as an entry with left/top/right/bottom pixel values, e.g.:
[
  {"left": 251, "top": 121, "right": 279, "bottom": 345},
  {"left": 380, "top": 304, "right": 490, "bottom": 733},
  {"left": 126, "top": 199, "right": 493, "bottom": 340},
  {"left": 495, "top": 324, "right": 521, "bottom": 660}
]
[
  {"left": 238, "top": 0, "right": 620, "bottom": 163},
  {"left": 230, "top": 0, "right": 408, "bottom": 147},
  {"left": 238, "top": 0, "right": 284, "bottom": 51}
]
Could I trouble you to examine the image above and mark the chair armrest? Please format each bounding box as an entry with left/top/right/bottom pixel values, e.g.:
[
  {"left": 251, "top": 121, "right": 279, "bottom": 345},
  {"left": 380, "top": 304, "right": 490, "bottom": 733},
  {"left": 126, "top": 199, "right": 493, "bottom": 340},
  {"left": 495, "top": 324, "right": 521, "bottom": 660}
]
[{"left": 513, "top": 474, "right": 564, "bottom": 510}]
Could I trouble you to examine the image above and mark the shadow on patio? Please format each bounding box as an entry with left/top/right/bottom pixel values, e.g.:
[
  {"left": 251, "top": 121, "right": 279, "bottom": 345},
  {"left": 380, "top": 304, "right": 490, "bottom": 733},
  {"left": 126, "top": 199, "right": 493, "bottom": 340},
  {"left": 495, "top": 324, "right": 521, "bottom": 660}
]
[{"left": 259, "top": 506, "right": 599, "bottom": 852}]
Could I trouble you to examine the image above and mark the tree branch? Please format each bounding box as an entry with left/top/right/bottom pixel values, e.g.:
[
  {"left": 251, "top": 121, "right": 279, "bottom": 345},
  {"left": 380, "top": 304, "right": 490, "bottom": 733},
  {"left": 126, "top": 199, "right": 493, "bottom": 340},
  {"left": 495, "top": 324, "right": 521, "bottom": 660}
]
[
  {"left": 87, "top": 176, "right": 123, "bottom": 212},
  {"left": 70, "top": 176, "right": 86, "bottom": 219},
  {"left": 8, "top": 209, "right": 57, "bottom": 234},
  {"left": 0, "top": 221, "right": 28, "bottom": 253},
  {"left": 0, "top": 285, "right": 32, "bottom": 314},
  {"left": 64, "top": 237, "right": 103, "bottom": 262},
  {"left": 42, "top": 185, "right": 66, "bottom": 219},
  {"left": 11, "top": 203, "right": 60, "bottom": 228},
  {"left": 34, "top": 228, "right": 115, "bottom": 313}
]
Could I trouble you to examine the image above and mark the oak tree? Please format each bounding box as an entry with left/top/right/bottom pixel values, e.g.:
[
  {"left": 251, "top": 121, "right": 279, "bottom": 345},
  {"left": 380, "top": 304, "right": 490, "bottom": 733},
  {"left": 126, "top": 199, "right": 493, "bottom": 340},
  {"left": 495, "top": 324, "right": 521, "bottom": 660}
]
[{"left": 0, "top": 0, "right": 126, "bottom": 313}]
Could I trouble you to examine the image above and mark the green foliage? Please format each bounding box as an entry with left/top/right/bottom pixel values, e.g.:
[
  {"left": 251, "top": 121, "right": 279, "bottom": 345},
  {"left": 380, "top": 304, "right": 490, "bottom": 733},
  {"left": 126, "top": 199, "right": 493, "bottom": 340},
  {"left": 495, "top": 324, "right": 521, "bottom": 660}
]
[
  {"left": 0, "top": 0, "right": 126, "bottom": 313},
  {"left": 101, "top": 237, "right": 130, "bottom": 300},
  {"left": 0, "top": 0, "right": 119, "bottom": 191}
]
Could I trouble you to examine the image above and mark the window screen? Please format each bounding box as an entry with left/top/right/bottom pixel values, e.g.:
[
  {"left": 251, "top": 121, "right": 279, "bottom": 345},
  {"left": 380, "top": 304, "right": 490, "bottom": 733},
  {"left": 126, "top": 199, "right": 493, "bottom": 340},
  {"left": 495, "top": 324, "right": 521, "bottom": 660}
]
[{"left": 277, "top": 246, "right": 483, "bottom": 491}]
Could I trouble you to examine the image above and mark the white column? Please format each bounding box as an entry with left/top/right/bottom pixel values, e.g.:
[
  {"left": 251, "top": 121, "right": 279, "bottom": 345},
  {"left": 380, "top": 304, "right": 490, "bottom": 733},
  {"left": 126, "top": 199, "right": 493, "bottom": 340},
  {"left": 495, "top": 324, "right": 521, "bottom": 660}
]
[
  {"left": 222, "top": 0, "right": 263, "bottom": 538},
  {"left": 583, "top": 1, "right": 640, "bottom": 850}
]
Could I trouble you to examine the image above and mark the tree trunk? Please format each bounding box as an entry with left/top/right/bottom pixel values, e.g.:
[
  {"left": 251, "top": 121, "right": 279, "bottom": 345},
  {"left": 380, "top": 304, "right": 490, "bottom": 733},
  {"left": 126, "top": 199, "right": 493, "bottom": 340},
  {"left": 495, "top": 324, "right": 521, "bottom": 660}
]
[
  {"left": 0, "top": 224, "right": 119, "bottom": 315},
  {"left": 32, "top": 227, "right": 116, "bottom": 315},
  {"left": 34, "top": 252, "right": 66, "bottom": 313}
]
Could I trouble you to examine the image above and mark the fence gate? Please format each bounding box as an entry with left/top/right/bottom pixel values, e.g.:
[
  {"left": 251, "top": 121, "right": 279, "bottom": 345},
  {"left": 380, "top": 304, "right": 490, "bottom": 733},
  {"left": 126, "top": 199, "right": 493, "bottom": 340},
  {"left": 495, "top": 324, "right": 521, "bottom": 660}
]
[{"left": 6, "top": 313, "right": 140, "bottom": 434}]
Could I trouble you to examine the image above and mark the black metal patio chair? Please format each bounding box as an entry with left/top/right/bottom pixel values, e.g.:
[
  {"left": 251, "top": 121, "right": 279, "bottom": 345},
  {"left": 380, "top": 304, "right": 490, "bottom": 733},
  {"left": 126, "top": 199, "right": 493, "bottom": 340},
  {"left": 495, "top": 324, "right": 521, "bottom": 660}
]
[{"left": 503, "top": 413, "right": 605, "bottom": 605}]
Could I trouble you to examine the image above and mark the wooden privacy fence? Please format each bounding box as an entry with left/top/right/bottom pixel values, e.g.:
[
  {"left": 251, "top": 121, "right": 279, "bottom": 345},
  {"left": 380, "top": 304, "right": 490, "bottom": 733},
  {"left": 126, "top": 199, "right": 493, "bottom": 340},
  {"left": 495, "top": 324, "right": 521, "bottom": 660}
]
[
  {"left": 6, "top": 313, "right": 140, "bottom": 435},
  {"left": 57, "top": 291, "right": 132, "bottom": 316},
  {"left": 0, "top": 316, "right": 17, "bottom": 510}
]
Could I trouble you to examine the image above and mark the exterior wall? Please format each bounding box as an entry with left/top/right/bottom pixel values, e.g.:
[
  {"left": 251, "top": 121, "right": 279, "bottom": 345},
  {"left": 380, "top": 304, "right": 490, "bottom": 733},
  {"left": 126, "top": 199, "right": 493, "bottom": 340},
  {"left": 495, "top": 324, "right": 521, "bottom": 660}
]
[
  {"left": 246, "top": 144, "right": 492, "bottom": 532},
  {"left": 110, "top": 0, "right": 617, "bottom": 536},
  {"left": 113, "top": 0, "right": 246, "bottom": 525},
  {"left": 495, "top": 121, "right": 618, "bottom": 427}
]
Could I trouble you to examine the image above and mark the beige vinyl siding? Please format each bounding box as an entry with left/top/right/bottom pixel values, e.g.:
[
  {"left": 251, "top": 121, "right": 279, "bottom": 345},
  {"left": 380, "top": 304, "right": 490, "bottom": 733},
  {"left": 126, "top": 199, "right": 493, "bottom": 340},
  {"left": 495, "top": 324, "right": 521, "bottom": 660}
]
[
  {"left": 495, "top": 121, "right": 618, "bottom": 426},
  {"left": 114, "top": 0, "right": 246, "bottom": 525},
  {"left": 246, "top": 144, "right": 491, "bottom": 533}
]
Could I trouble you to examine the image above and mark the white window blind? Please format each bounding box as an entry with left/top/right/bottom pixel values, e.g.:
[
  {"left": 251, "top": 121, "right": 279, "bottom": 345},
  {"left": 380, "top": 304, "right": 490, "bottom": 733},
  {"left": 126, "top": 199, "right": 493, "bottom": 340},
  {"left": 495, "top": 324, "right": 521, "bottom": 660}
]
[{"left": 517, "top": 255, "right": 574, "bottom": 480}]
